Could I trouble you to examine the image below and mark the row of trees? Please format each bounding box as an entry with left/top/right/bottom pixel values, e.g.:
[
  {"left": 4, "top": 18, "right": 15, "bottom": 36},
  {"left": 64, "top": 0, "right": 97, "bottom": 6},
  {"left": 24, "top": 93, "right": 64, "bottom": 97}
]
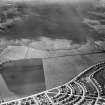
[{"left": 83, "top": 0, "right": 105, "bottom": 35}]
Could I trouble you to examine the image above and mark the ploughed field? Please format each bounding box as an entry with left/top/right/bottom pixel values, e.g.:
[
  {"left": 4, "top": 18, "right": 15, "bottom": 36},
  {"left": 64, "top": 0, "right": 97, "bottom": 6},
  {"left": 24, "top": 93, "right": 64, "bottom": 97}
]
[{"left": 1, "top": 61, "right": 105, "bottom": 105}]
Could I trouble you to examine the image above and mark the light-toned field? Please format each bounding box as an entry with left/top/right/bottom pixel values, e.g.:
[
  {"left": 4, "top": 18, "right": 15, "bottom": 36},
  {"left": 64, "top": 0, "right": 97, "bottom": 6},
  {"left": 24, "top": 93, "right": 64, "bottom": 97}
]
[{"left": 43, "top": 53, "right": 105, "bottom": 89}]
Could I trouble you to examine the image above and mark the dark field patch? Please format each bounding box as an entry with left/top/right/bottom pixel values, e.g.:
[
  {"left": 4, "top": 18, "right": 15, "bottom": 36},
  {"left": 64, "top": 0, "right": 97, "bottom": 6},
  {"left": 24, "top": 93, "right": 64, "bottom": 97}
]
[{"left": 0, "top": 59, "right": 46, "bottom": 97}]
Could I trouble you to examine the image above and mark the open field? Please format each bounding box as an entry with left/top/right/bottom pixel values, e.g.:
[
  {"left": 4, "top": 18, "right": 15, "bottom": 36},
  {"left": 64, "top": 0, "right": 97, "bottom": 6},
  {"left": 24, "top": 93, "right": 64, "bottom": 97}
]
[{"left": 43, "top": 53, "right": 105, "bottom": 89}]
